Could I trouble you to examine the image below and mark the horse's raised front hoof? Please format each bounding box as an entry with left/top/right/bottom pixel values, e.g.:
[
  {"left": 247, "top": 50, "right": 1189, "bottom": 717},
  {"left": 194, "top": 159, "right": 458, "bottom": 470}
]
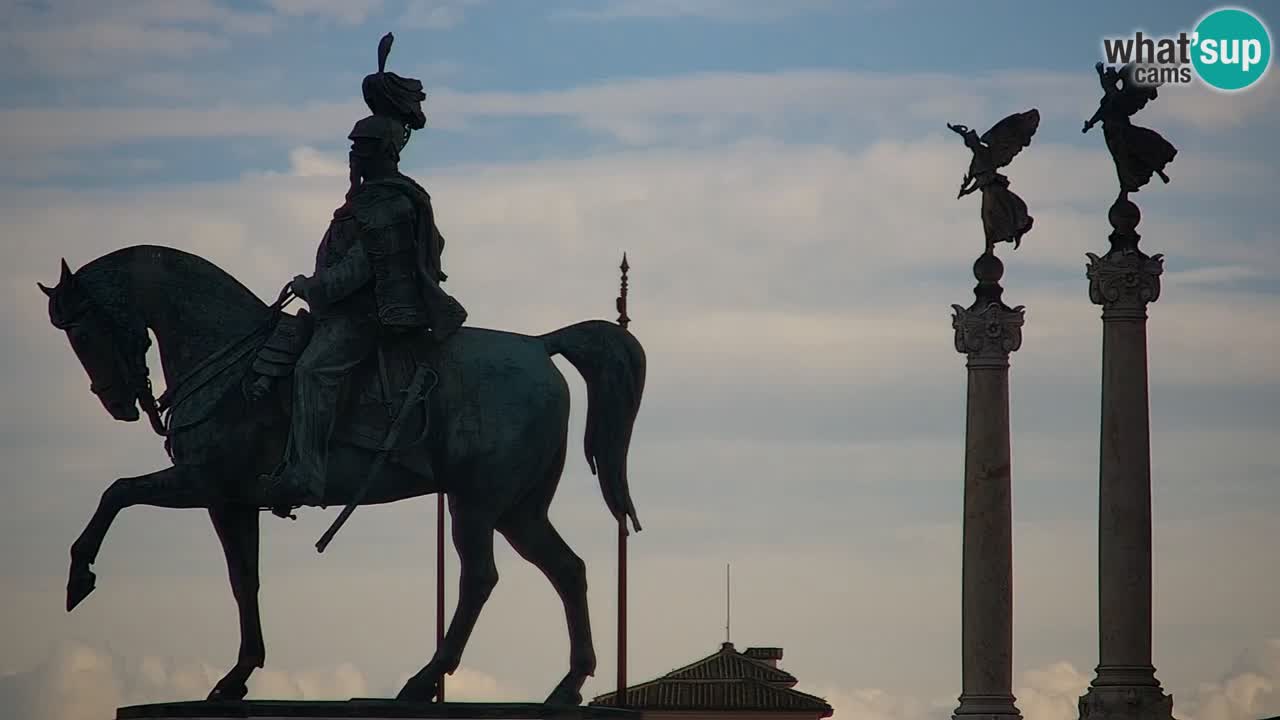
[
  {"left": 66, "top": 567, "right": 96, "bottom": 612},
  {"left": 396, "top": 669, "right": 443, "bottom": 702},
  {"left": 207, "top": 677, "right": 249, "bottom": 702},
  {"left": 544, "top": 679, "right": 584, "bottom": 707}
]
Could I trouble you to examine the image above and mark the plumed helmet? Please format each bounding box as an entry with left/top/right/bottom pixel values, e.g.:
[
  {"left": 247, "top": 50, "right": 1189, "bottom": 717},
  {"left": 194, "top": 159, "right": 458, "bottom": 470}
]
[{"left": 361, "top": 32, "right": 427, "bottom": 130}]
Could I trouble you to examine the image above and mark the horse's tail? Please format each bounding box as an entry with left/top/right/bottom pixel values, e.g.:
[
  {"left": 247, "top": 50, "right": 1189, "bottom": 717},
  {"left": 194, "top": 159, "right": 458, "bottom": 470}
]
[{"left": 540, "top": 320, "right": 646, "bottom": 534}]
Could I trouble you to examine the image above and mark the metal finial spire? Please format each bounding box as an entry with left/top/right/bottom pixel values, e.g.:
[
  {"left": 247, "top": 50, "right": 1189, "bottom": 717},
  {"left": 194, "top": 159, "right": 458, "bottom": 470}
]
[{"left": 616, "top": 253, "right": 630, "bottom": 330}]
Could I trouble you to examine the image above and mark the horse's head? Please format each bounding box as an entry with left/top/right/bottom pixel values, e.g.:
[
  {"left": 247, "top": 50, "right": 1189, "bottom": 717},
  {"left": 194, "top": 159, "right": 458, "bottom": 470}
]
[{"left": 40, "top": 258, "right": 146, "bottom": 422}]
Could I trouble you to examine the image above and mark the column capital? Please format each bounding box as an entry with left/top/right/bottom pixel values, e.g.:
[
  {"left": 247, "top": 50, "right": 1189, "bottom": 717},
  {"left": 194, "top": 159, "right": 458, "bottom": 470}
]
[
  {"left": 1088, "top": 195, "right": 1164, "bottom": 318},
  {"left": 953, "top": 250, "right": 1025, "bottom": 368},
  {"left": 1086, "top": 249, "right": 1164, "bottom": 318},
  {"left": 953, "top": 301, "right": 1025, "bottom": 368}
]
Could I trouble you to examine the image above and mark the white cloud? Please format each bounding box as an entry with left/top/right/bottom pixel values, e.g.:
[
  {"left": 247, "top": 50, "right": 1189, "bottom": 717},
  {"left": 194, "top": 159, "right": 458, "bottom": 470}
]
[
  {"left": 555, "top": 0, "right": 850, "bottom": 23},
  {"left": 0, "top": 638, "right": 527, "bottom": 719},
  {"left": 288, "top": 145, "right": 351, "bottom": 177},
  {"left": 401, "top": 0, "right": 483, "bottom": 30},
  {"left": 266, "top": 0, "right": 384, "bottom": 25},
  {"left": 1015, "top": 662, "right": 1091, "bottom": 720},
  {"left": 0, "top": 641, "right": 511, "bottom": 719},
  {"left": 805, "top": 685, "right": 950, "bottom": 720},
  {"left": 6, "top": 68, "right": 1274, "bottom": 160},
  {"left": 1151, "top": 75, "right": 1280, "bottom": 131},
  {"left": 0, "top": 1, "right": 275, "bottom": 77}
]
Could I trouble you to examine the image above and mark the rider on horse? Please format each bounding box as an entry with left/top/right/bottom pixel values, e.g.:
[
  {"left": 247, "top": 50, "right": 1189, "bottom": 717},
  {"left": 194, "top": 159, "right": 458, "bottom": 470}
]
[{"left": 260, "top": 34, "right": 466, "bottom": 509}]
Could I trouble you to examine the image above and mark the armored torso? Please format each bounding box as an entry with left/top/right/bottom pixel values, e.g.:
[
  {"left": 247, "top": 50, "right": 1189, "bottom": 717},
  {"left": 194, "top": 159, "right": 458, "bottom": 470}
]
[{"left": 350, "top": 175, "right": 442, "bottom": 329}]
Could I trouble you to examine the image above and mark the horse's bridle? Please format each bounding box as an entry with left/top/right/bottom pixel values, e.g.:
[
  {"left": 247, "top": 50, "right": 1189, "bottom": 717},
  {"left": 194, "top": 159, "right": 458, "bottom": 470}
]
[
  {"left": 54, "top": 282, "right": 298, "bottom": 456},
  {"left": 50, "top": 289, "right": 168, "bottom": 437}
]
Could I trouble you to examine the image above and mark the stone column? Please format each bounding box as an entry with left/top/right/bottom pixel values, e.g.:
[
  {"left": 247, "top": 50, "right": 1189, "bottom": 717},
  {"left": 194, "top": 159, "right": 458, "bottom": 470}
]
[
  {"left": 951, "top": 250, "right": 1024, "bottom": 720},
  {"left": 1078, "top": 198, "right": 1174, "bottom": 720}
]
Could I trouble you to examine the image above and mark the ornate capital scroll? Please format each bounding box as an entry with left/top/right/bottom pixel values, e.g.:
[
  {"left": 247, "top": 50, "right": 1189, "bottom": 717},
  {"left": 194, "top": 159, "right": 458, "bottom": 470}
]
[
  {"left": 952, "top": 301, "right": 1025, "bottom": 368},
  {"left": 1087, "top": 250, "right": 1164, "bottom": 319}
]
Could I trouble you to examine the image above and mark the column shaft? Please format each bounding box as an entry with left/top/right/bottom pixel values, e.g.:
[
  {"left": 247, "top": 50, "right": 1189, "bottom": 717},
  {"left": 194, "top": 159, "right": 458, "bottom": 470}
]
[
  {"left": 1097, "top": 317, "right": 1154, "bottom": 676},
  {"left": 960, "top": 366, "right": 1015, "bottom": 706}
]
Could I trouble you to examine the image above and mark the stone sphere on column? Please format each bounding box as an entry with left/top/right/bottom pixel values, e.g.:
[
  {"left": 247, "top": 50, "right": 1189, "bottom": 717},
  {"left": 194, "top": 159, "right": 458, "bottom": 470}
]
[
  {"left": 1108, "top": 197, "right": 1140, "bottom": 232},
  {"left": 973, "top": 251, "right": 1005, "bottom": 284}
]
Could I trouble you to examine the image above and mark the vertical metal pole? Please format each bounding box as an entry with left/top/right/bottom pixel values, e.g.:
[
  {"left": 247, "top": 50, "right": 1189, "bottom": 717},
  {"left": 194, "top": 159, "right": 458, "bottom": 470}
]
[
  {"left": 615, "top": 252, "right": 630, "bottom": 707},
  {"left": 437, "top": 492, "right": 446, "bottom": 702},
  {"left": 617, "top": 519, "right": 627, "bottom": 707}
]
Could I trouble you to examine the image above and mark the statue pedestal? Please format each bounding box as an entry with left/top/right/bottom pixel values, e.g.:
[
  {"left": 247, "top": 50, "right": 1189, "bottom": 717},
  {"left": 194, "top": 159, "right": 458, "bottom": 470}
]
[{"left": 116, "top": 700, "right": 643, "bottom": 720}]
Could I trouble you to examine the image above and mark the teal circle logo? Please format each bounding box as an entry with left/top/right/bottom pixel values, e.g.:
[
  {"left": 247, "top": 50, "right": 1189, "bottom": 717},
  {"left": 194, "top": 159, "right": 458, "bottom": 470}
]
[{"left": 1192, "top": 7, "right": 1271, "bottom": 90}]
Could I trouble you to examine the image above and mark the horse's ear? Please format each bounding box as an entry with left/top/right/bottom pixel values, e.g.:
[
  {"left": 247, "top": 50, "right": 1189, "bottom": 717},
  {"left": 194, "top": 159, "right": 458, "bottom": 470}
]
[
  {"left": 37, "top": 282, "right": 54, "bottom": 297},
  {"left": 59, "top": 258, "right": 74, "bottom": 285}
]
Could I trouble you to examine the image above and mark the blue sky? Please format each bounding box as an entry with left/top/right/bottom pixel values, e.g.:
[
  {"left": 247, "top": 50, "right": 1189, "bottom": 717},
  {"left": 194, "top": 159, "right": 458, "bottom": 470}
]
[{"left": 2, "top": 2, "right": 1279, "bottom": 720}]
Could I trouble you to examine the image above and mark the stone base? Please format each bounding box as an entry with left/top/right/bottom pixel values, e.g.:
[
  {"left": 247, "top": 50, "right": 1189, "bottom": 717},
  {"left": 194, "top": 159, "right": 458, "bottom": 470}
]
[
  {"left": 953, "top": 693, "right": 1022, "bottom": 720},
  {"left": 1078, "top": 682, "right": 1174, "bottom": 720},
  {"left": 116, "top": 700, "right": 643, "bottom": 720}
]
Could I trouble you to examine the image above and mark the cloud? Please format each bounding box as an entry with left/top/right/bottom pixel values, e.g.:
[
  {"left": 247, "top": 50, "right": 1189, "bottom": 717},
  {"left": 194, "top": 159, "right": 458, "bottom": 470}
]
[
  {"left": 1015, "top": 662, "right": 1091, "bottom": 720},
  {"left": 401, "top": 0, "right": 483, "bottom": 30},
  {"left": 1150, "top": 75, "right": 1280, "bottom": 131},
  {"left": 0, "top": 101, "right": 363, "bottom": 152},
  {"left": 0, "top": 0, "right": 275, "bottom": 77},
  {"left": 7, "top": 68, "right": 1275, "bottom": 164},
  {"left": 802, "top": 685, "right": 950, "bottom": 720},
  {"left": 265, "top": 0, "right": 384, "bottom": 25},
  {"left": 0, "top": 639, "right": 523, "bottom": 719},
  {"left": 554, "top": 0, "right": 861, "bottom": 23}
]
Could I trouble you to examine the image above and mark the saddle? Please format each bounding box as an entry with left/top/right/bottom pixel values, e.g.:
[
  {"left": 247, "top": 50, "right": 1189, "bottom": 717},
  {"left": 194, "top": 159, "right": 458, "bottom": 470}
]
[{"left": 252, "top": 310, "right": 439, "bottom": 469}]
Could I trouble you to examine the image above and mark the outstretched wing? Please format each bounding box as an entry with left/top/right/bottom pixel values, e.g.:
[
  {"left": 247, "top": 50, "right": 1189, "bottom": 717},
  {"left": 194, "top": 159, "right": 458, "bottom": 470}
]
[{"left": 981, "top": 108, "right": 1040, "bottom": 169}]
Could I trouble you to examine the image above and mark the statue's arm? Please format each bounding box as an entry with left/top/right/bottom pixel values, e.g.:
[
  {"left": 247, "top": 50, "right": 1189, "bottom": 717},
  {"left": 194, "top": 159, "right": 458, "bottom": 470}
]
[
  {"left": 303, "top": 238, "right": 373, "bottom": 309},
  {"left": 1083, "top": 104, "right": 1106, "bottom": 133}
]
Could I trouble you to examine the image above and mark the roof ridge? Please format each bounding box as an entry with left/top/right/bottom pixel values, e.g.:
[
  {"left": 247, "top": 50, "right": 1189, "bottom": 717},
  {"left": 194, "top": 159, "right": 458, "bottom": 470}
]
[
  {"left": 659, "top": 644, "right": 797, "bottom": 683},
  {"left": 736, "top": 650, "right": 798, "bottom": 679},
  {"left": 590, "top": 677, "right": 829, "bottom": 700}
]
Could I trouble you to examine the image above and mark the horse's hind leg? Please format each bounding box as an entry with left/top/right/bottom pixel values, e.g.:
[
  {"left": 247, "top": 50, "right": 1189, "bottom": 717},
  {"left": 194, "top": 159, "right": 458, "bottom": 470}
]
[
  {"left": 398, "top": 497, "right": 499, "bottom": 702},
  {"left": 207, "top": 504, "right": 264, "bottom": 701},
  {"left": 498, "top": 441, "right": 596, "bottom": 705},
  {"left": 68, "top": 465, "right": 212, "bottom": 612},
  {"left": 499, "top": 509, "right": 596, "bottom": 705}
]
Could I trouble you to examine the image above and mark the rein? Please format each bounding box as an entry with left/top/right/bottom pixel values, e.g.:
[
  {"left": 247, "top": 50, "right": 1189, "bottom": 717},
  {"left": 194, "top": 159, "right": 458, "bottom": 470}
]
[{"left": 142, "top": 283, "right": 297, "bottom": 456}]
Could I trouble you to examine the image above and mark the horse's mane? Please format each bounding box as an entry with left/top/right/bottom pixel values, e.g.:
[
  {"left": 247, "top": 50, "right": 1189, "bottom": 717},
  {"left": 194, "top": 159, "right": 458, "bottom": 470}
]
[
  {"left": 78, "top": 245, "right": 265, "bottom": 304},
  {"left": 72, "top": 245, "right": 270, "bottom": 360}
]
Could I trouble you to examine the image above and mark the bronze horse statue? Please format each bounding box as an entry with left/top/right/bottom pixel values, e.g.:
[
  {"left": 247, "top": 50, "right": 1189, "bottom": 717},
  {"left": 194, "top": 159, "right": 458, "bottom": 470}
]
[{"left": 39, "top": 245, "right": 645, "bottom": 705}]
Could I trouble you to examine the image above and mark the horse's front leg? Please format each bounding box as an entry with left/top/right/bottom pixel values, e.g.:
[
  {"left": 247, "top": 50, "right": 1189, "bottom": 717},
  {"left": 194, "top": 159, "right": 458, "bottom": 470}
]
[
  {"left": 68, "top": 465, "right": 213, "bottom": 611},
  {"left": 207, "top": 503, "right": 264, "bottom": 701}
]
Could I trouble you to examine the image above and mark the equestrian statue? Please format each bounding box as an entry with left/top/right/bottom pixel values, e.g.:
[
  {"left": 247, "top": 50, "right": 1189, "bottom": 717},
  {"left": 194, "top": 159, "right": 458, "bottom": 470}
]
[{"left": 39, "top": 33, "right": 646, "bottom": 706}]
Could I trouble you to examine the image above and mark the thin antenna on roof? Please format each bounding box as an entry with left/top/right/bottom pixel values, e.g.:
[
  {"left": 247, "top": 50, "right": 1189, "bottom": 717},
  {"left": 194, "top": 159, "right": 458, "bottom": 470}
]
[{"left": 725, "top": 563, "right": 731, "bottom": 645}]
